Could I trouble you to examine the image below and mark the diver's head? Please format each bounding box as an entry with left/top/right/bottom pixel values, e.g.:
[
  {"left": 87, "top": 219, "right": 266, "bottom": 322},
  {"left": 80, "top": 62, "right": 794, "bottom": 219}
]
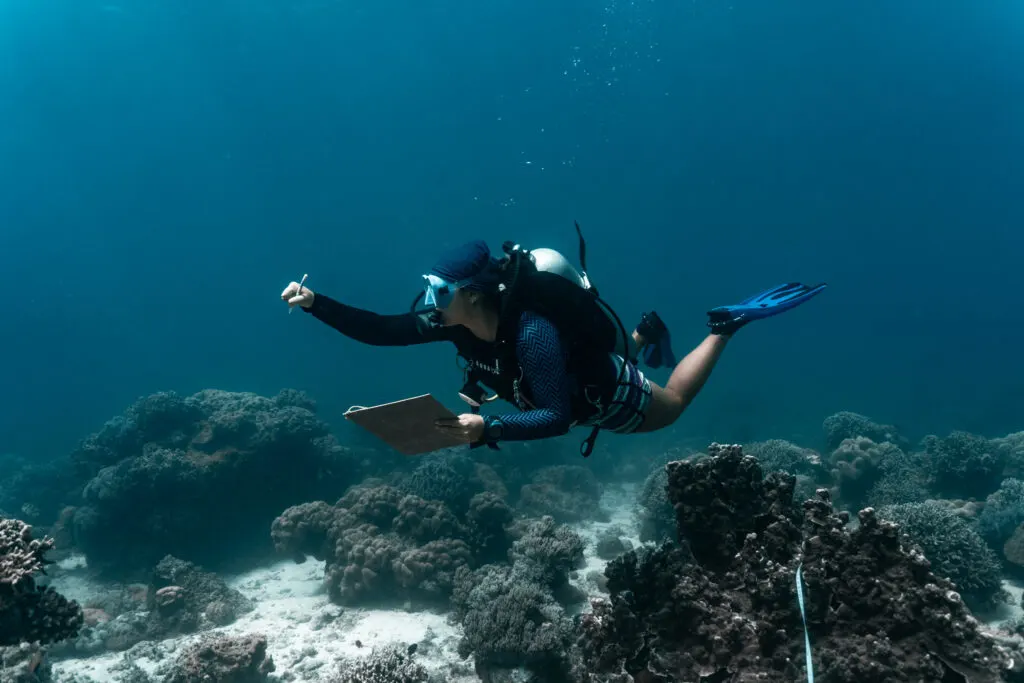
[{"left": 423, "top": 240, "right": 502, "bottom": 329}]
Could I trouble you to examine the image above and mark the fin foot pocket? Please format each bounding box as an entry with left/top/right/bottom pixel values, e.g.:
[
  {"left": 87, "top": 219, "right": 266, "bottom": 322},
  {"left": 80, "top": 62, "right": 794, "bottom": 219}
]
[{"left": 637, "top": 311, "right": 677, "bottom": 369}]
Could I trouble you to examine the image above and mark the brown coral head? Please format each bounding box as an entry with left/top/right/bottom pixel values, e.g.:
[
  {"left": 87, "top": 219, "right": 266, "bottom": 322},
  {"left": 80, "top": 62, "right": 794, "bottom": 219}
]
[{"left": 155, "top": 585, "right": 186, "bottom": 615}]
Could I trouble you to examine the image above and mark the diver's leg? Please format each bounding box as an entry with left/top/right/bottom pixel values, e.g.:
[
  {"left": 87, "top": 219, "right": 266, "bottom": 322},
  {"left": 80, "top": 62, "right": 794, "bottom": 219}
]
[
  {"left": 636, "top": 333, "right": 729, "bottom": 432},
  {"left": 631, "top": 330, "right": 648, "bottom": 359}
]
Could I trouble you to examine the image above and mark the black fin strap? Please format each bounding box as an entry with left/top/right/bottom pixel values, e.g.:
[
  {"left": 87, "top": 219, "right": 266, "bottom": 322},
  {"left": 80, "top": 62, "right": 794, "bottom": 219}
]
[{"left": 580, "top": 425, "right": 600, "bottom": 457}]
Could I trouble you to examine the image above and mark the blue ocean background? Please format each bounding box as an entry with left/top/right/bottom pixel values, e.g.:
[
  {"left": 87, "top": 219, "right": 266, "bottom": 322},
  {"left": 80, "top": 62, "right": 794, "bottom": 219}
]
[{"left": 2, "top": 1, "right": 1021, "bottom": 460}]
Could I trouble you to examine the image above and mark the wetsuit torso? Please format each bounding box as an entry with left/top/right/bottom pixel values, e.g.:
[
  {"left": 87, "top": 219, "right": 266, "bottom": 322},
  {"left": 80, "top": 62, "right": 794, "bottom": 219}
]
[{"left": 305, "top": 294, "right": 619, "bottom": 442}]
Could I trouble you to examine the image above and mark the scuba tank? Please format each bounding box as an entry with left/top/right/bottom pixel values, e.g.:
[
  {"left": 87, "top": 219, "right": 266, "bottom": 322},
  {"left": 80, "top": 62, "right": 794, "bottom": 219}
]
[{"left": 500, "top": 244, "right": 636, "bottom": 362}]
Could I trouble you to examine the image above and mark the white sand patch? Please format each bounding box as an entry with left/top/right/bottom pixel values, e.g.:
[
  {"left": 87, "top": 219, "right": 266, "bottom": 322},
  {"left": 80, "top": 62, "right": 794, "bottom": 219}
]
[
  {"left": 57, "top": 555, "right": 88, "bottom": 571},
  {"left": 50, "top": 559, "right": 476, "bottom": 683},
  {"left": 569, "top": 483, "right": 642, "bottom": 600},
  {"left": 44, "top": 570, "right": 104, "bottom": 608},
  {"left": 979, "top": 578, "right": 1024, "bottom": 630}
]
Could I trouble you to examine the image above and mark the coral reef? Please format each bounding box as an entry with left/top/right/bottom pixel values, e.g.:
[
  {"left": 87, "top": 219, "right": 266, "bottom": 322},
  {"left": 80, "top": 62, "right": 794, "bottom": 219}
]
[
  {"left": 995, "top": 431, "right": 1024, "bottom": 479},
  {"left": 517, "top": 465, "right": 607, "bottom": 523},
  {"left": 0, "top": 642, "right": 50, "bottom": 682},
  {"left": 0, "top": 516, "right": 83, "bottom": 646},
  {"left": 822, "top": 410, "right": 905, "bottom": 451},
  {"left": 979, "top": 478, "right": 1024, "bottom": 556},
  {"left": 328, "top": 644, "right": 428, "bottom": 683},
  {"left": 746, "top": 439, "right": 824, "bottom": 478},
  {"left": 271, "top": 484, "right": 512, "bottom": 607},
  {"left": 876, "top": 502, "right": 1007, "bottom": 611},
  {"left": 398, "top": 454, "right": 481, "bottom": 516},
  {"left": 594, "top": 527, "right": 631, "bottom": 561},
  {"left": 636, "top": 465, "right": 674, "bottom": 543},
  {"left": 450, "top": 516, "right": 586, "bottom": 680},
  {"left": 147, "top": 555, "right": 253, "bottom": 632},
  {"left": 923, "top": 430, "right": 1008, "bottom": 499},
  {"left": 452, "top": 562, "right": 577, "bottom": 679},
  {"left": 1003, "top": 524, "right": 1024, "bottom": 571},
  {"left": 828, "top": 437, "right": 921, "bottom": 511},
  {"left": 48, "top": 554, "right": 252, "bottom": 657},
  {"left": 827, "top": 436, "right": 883, "bottom": 508},
  {"left": 164, "top": 633, "right": 274, "bottom": 683},
  {"left": 572, "top": 443, "right": 1017, "bottom": 682},
  {"left": 67, "top": 389, "right": 366, "bottom": 576}
]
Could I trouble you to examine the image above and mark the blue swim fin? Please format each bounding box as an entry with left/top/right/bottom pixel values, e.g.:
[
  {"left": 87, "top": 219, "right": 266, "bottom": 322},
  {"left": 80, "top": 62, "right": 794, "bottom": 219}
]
[
  {"left": 642, "top": 328, "right": 677, "bottom": 369},
  {"left": 637, "top": 311, "right": 677, "bottom": 369},
  {"left": 707, "top": 282, "right": 827, "bottom": 335}
]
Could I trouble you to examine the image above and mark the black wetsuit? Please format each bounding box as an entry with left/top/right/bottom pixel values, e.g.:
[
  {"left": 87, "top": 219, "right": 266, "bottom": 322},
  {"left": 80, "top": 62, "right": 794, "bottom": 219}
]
[{"left": 305, "top": 294, "right": 621, "bottom": 442}]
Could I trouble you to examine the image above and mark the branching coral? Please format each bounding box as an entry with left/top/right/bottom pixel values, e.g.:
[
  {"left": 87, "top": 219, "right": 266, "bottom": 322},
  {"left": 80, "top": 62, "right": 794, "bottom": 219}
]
[
  {"left": 877, "top": 501, "right": 1007, "bottom": 611},
  {"left": 0, "top": 517, "right": 83, "bottom": 646}
]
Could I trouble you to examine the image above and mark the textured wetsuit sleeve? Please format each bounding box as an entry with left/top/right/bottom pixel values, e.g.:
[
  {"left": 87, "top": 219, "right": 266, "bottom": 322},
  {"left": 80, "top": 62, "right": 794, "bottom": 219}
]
[
  {"left": 304, "top": 293, "right": 451, "bottom": 346},
  {"left": 495, "top": 312, "right": 573, "bottom": 441}
]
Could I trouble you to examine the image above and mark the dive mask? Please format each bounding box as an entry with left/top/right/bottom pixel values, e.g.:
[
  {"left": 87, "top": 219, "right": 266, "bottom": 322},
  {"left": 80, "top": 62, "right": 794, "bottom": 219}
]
[{"left": 421, "top": 273, "right": 465, "bottom": 310}]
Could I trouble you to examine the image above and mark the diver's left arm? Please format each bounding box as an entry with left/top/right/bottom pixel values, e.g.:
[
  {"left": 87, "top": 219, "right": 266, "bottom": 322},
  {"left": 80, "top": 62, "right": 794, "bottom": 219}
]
[{"left": 489, "top": 312, "right": 573, "bottom": 442}]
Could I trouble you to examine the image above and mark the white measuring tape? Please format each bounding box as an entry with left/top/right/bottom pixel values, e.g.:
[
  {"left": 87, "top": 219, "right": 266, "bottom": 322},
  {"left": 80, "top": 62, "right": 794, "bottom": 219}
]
[{"left": 795, "top": 564, "right": 815, "bottom": 683}]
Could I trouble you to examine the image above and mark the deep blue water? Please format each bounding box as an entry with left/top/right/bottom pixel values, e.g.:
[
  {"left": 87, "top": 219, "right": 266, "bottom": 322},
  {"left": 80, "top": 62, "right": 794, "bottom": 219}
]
[{"left": 1, "top": 1, "right": 1022, "bottom": 459}]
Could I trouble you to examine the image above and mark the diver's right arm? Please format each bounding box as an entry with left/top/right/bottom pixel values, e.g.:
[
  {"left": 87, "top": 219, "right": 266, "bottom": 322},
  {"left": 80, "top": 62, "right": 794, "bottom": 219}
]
[{"left": 281, "top": 281, "right": 450, "bottom": 346}]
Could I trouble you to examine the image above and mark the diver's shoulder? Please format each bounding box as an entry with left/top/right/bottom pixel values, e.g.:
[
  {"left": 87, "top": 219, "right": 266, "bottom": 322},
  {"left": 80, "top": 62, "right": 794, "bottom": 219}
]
[{"left": 517, "top": 309, "right": 558, "bottom": 330}]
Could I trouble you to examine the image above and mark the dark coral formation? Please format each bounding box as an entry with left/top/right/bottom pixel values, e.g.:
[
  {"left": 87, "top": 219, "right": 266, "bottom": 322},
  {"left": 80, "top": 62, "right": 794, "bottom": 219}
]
[
  {"left": 1003, "top": 525, "right": 1024, "bottom": 570},
  {"left": 165, "top": 633, "right": 274, "bottom": 683},
  {"left": 67, "top": 389, "right": 366, "bottom": 576},
  {"left": 822, "top": 410, "right": 905, "bottom": 451},
  {"left": 823, "top": 435, "right": 934, "bottom": 513},
  {"left": 398, "top": 453, "right": 481, "bottom": 516},
  {"left": 594, "top": 527, "right": 631, "bottom": 561},
  {"left": 506, "top": 516, "right": 586, "bottom": 592},
  {"left": 451, "top": 519, "right": 586, "bottom": 680},
  {"left": 636, "top": 464, "right": 674, "bottom": 543},
  {"left": 573, "top": 443, "right": 1015, "bottom": 683},
  {"left": 147, "top": 555, "right": 253, "bottom": 632},
  {"left": 996, "top": 431, "right": 1024, "bottom": 479},
  {"left": 48, "top": 554, "right": 255, "bottom": 657},
  {"left": 827, "top": 437, "right": 897, "bottom": 509},
  {"left": 979, "top": 479, "right": 1024, "bottom": 553},
  {"left": 923, "top": 430, "right": 1008, "bottom": 499},
  {"left": 454, "top": 563, "right": 576, "bottom": 679},
  {"left": 271, "top": 483, "right": 513, "bottom": 607},
  {"left": 0, "top": 516, "right": 83, "bottom": 646},
  {"left": 449, "top": 515, "right": 586, "bottom": 679}
]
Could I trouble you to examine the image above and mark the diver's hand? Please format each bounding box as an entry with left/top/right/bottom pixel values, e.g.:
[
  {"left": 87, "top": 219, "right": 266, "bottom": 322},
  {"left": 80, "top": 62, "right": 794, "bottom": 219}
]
[
  {"left": 434, "top": 413, "right": 484, "bottom": 443},
  {"left": 281, "top": 281, "right": 315, "bottom": 310}
]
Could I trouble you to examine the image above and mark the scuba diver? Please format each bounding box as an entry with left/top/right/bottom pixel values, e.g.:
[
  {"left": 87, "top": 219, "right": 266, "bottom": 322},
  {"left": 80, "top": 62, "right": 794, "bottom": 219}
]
[{"left": 281, "top": 232, "right": 825, "bottom": 456}]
